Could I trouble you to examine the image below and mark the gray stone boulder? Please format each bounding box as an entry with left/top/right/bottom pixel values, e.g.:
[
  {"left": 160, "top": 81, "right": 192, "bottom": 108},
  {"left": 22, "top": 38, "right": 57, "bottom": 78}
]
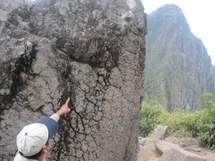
[
  {"left": 138, "top": 136, "right": 212, "bottom": 161},
  {"left": 165, "top": 137, "right": 199, "bottom": 147},
  {"left": 157, "top": 141, "right": 206, "bottom": 161},
  {"left": 160, "top": 148, "right": 206, "bottom": 161},
  {"left": 149, "top": 125, "right": 168, "bottom": 140},
  {"left": 138, "top": 138, "right": 160, "bottom": 161},
  {"left": 0, "top": 0, "right": 147, "bottom": 161}
]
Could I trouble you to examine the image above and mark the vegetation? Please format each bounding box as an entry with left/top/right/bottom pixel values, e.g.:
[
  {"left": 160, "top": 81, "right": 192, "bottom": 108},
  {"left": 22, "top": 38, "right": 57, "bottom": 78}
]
[{"left": 139, "top": 93, "right": 215, "bottom": 149}]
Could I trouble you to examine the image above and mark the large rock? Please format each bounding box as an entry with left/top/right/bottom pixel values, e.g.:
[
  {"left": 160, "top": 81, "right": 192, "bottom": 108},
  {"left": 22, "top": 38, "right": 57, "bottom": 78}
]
[
  {"left": 149, "top": 125, "right": 168, "bottom": 140},
  {"left": 138, "top": 137, "right": 214, "bottom": 161},
  {"left": 160, "top": 149, "right": 206, "bottom": 161},
  {"left": 157, "top": 141, "right": 206, "bottom": 161},
  {"left": 0, "top": 0, "right": 147, "bottom": 161},
  {"left": 138, "top": 138, "right": 160, "bottom": 161},
  {"left": 138, "top": 145, "right": 160, "bottom": 161},
  {"left": 165, "top": 137, "right": 199, "bottom": 147}
]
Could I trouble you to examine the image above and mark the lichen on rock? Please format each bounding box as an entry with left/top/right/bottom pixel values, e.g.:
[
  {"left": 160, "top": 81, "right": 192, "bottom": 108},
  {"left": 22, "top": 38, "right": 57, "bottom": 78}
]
[{"left": 0, "top": 0, "right": 147, "bottom": 161}]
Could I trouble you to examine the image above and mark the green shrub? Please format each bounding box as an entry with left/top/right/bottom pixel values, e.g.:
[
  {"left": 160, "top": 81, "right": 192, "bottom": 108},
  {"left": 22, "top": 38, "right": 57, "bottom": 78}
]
[
  {"left": 139, "top": 93, "right": 215, "bottom": 149},
  {"left": 199, "top": 92, "right": 215, "bottom": 149},
  {"left": 202, "top": 92, "right": 215, "bottom": 119},
  {"left": 199, "top": 122, "right": 215, "bottom": 149},
  {"left": 165, "top": 109, "right": 205, "bottom": 137},
  {"left": 139, "top": 98, "right": 164, "bottom": 137}
]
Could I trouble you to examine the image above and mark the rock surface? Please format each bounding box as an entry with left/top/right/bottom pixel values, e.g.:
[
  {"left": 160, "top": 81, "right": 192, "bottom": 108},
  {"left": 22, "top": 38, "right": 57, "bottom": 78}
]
[
  {"left": 157, "top": 141, "right": 206, "bottom": 161},
  {"left": 149, "top": 125, "right": 168, "bottom": 140},
  {"left": 137, "top": 126, "right": 215, "bottom": 161},
  {"left": 0, "top": 0, "right": 147, "bottom": 161},
  {"left": 165, "top": 136, "right": 199, "bottom": 147},
  {"left": 138, "top": 142, "right": 159, "bottom": 161},
  {"left": 159, "top": 148, "right": 206, "bottom": 161},
  {"left": 138, "top": 128, "right": 215, "bottom": 161}
]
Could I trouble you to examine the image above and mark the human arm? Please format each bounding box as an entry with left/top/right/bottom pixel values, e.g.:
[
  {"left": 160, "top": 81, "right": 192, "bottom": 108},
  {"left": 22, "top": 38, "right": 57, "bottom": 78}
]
[
  {"left": 39, "top": 98, "right": 72, "bottom": 138},
  {"left": 50, "top": 98, "right": 72, "bottom": 122}
]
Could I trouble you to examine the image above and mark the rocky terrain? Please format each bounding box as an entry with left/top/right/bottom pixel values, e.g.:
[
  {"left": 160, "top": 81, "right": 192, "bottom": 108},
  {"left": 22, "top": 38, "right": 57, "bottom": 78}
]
[
  {"left": 0, "top": 0, "right": 147, "bottom": 161},
  {"left": 138, "top": 126, "right": 215, "bottom": 161},
  {"left": 144, "top": 4, "right": 215, "bottom": 110}
]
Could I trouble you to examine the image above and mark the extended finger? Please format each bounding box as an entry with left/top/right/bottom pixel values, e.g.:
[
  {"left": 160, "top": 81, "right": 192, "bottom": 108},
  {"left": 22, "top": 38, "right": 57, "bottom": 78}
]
[{"left": 66, "top": 97, "right": 70, "bottom": 105}]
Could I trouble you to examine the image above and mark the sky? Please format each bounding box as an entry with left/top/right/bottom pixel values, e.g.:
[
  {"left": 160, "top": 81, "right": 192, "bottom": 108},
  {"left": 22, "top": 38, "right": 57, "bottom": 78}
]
[{"left": 141, "top": 0, "right": 215, "bottom": 65}]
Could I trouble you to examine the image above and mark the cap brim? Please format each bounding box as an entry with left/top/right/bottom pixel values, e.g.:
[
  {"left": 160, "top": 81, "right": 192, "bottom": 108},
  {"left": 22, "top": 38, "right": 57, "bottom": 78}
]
[{"left": 39, "top": 117, "right": 58, "bottom": 139}]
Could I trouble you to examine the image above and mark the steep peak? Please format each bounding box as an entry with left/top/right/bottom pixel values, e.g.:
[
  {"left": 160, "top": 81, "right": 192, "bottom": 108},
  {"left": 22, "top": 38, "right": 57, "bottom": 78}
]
[
  {"left": 148, "top": 4, "right": 190, "bottom": 34},
  {"left": 158, "top": 4, "right": 182, "bottom": 13},
  {"left": 150, "top": 4, "right": 183, "bottom": 18}
]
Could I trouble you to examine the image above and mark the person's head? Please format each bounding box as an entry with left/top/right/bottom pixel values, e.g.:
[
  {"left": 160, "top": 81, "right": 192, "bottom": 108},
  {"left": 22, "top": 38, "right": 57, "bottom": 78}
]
[
  {"left": 14, "top": 118, "right": 58, "bottom": 161},
  {"left": 17, "top": 138, "right": 54, "bottom": 161}
]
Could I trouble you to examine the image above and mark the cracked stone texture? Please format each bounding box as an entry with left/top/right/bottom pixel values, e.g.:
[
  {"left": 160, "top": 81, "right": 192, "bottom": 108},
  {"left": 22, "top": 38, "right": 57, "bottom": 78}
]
[{"left": 0, "top": 0, "right": 147, "bottom": 161}]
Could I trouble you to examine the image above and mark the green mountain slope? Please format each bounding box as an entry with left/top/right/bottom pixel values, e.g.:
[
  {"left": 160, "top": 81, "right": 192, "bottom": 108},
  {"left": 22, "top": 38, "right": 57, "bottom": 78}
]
[{"left": 145, "top": 4, "right": 215, "bottom": 110}]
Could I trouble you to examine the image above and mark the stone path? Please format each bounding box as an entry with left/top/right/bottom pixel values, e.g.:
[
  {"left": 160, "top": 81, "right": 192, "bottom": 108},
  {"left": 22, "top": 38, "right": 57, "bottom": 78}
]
[{"left": 138, "top": 126, "right": 215, "bottom": 161}]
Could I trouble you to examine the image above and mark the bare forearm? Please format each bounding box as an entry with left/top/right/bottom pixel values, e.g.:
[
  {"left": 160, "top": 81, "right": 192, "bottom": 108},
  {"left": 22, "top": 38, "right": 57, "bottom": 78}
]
[
  {"left": 50, "top": 98, "right": 71, "bottom": 121},
  {"left": 50, "top": 113, "right": 60, "bottom": 122}
]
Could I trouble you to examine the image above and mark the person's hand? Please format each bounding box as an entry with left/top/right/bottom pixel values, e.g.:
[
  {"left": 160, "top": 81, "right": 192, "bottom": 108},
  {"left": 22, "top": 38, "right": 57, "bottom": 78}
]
[{"left": 57, "top": 98, "right": 71, "bottom": 116}]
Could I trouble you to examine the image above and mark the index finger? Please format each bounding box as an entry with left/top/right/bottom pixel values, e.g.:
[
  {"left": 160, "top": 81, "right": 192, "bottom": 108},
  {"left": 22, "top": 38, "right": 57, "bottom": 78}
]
[{"left": 66, "top": 97, "right": 70, "bottom": 105}]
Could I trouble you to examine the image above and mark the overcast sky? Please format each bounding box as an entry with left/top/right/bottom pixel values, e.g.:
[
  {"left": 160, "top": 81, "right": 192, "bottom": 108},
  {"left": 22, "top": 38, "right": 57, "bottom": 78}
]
[{"left": 141, "top": 0, "right": 215, "bottom": 65}]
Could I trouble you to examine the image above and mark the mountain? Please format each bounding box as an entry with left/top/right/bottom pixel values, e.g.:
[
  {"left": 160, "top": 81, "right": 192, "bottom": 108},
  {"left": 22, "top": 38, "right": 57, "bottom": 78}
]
[{"left": 144, "top": 4, "right": 215, "bottom": 110}]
